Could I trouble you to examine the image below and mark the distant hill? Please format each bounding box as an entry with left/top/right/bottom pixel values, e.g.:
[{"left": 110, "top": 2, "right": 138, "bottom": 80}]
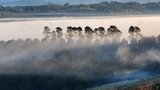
[
  {"left": 0, "top": 1, "right": 160, "bottom": 18},
  {"left": 1, "top": 0, "right": 160, "bottom": 6}
]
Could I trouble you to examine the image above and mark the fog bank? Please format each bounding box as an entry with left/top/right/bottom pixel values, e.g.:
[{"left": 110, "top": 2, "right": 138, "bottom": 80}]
[{"left": 0, "top": 15, "right": 160, "bottom": 40}]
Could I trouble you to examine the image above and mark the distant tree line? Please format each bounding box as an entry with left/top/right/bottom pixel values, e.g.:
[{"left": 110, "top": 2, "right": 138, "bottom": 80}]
[{"left": 0, "top": 1, "right": 160, "bottom": 17}]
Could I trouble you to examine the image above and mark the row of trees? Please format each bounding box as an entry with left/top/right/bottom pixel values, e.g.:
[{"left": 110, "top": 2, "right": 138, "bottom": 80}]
[
  {"left": 42, "top": 25, "right": 143, "bottom": 44},
  {"left": 0, "top": 25, "right": 159, "bottom": 54},
  {"left": 0, "top": 25, "right": 159, "bottom": 50},
  {"left": 0, "top": 1, "right": 160, "bottom": 17}
]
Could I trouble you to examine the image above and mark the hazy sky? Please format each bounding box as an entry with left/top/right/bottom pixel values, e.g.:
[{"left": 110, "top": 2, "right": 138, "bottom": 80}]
[{"left": 0, "top": 0, "right": 160, "bottom": 6}]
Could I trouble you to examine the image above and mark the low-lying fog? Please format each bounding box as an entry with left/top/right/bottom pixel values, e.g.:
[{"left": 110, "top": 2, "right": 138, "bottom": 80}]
[
  {"left": 0, "top": 15, "right": 160, "bottom": 89},
  {"left": 0, "top": 15, "right": 160, "bottom": 41}
]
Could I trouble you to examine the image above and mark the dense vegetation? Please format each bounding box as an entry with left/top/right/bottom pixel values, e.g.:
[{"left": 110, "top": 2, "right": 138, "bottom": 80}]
[
  {"left": 0, "top": 74, "right": 107, "bottom": 90},
  {"left": 0, "top": 1, "right": 160, "bottom": 17}
]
